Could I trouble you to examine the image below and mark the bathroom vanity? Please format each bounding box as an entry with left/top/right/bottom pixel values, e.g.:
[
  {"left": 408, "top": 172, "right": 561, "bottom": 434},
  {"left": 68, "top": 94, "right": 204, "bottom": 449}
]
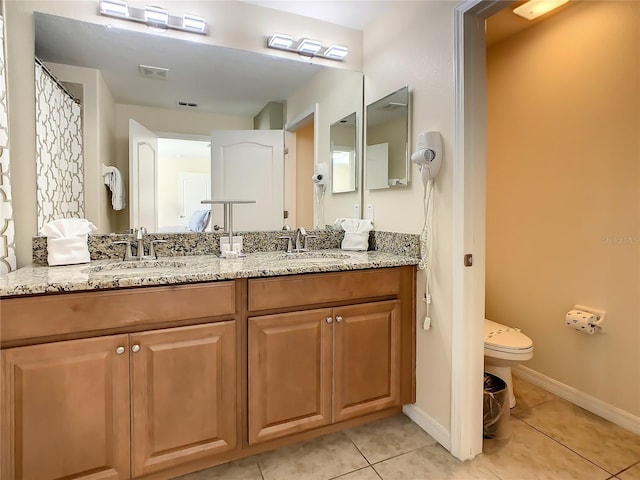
[{"left": 0, "top": 251, "right": 417, "bottom": 480}]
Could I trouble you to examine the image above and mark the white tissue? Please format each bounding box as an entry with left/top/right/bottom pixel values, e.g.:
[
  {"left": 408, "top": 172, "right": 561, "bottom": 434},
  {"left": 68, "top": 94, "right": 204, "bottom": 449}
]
[{"left": 40, "top": 218, "right": 97, "bottom": 266}]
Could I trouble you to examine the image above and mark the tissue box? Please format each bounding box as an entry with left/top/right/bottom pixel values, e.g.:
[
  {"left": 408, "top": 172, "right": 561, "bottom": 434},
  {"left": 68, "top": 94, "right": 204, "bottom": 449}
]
[{"left": 47, "top": 236, "right": 91, "bottom": 266}]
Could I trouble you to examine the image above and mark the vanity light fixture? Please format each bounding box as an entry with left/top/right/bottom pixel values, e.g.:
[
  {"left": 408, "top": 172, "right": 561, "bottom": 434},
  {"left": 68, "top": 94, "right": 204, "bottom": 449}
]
[
  {"left": 323, "top": 44, "right": 349, "bottom": 61},
  {"left": 268, "top": 33, "right": 294, "bottom": 49},
  {"left": 297, "top": 38, "right": 323, "bottom": 55},
  {"left": 99, "top": 0, "right": 129, "bottom": 17},
  {"left": 143, "top": 6, "right": 169, "bottom": 28},
  {"left": 513, "top": 0, "right": 570, "bottom": 20},
  {"left": 98, "top": 1, "right": 208, "bottom": 35},
  {"left": 266, "top": 34, "right": 348, "bottom": 61}
]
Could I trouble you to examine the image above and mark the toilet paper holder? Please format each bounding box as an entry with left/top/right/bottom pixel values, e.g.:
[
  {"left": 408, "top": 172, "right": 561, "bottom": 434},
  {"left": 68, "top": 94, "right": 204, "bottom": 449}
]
[{"left": 566, "top": 305, "right": 606, "bottom": 334}]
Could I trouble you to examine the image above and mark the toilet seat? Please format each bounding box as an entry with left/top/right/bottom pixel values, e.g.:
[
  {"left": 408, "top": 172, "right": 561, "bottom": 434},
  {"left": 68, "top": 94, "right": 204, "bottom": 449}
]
[{"left": 484, "top": 319, "right": 533, "bottom": 356}]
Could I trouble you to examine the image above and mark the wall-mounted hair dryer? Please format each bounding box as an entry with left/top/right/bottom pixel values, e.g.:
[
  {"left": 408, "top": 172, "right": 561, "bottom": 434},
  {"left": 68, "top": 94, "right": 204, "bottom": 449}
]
[
  {"left": 312, "top": 163, "right": 328, "bottom": 188},
  {"left": 411, "top": 131, "right": 442, "bottom": 184}
]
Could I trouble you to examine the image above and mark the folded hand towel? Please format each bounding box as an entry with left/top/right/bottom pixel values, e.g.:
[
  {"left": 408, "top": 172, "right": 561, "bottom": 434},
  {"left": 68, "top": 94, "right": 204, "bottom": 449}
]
[
  {"left": 342, "top": 232, "right": 370, "bottom": 251},
  {"left": 40, "top": 218, "right": 97, "bottom": 266},
  {"left": 102, "top": 165, "right": 125, "bottom": 210},
  {"left": 335, "top": 218, "right": 373, "bottom": 251}
]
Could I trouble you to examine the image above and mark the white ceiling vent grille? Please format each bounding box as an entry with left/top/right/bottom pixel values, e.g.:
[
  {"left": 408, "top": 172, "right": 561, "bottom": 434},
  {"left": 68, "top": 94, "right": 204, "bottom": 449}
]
[{"left": 138, "top": 64, "right": 169, "bottom": 80}]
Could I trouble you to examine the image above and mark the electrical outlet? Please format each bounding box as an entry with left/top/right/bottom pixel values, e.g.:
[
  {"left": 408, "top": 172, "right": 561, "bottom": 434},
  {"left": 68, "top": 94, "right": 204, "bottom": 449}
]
[
  {"left": 366, "top": 204, "right": 374, "bottom": 222},
  {"left": 354, "top": 204, "right": 360, "bottom": 218}
]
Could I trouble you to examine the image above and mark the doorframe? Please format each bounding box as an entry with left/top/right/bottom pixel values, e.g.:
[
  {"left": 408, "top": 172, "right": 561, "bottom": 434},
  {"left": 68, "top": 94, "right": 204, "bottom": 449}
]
[{"left": 451, "top": 0, "right": 505, "bottom": 461}]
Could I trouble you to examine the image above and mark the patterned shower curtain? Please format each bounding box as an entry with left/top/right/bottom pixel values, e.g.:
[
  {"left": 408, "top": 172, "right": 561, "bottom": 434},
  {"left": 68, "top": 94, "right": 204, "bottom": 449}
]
[
  {"left": 0, "top": 13, "right": 16, "bottom": 274},
  {"left": 34, "top": 59, "right": 84, "bottom": 232}
]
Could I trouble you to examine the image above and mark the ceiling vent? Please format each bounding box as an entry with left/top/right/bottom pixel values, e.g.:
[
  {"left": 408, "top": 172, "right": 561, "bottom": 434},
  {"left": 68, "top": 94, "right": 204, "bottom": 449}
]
[{"left": 138, "top": 64, "right": 169, "bottom": 80}]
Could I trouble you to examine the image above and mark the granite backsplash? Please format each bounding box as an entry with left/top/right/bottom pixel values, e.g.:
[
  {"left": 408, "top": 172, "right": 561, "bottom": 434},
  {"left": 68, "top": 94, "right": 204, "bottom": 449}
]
[{"left": 32, "top": 230, "right": 420, "bottom": 266}]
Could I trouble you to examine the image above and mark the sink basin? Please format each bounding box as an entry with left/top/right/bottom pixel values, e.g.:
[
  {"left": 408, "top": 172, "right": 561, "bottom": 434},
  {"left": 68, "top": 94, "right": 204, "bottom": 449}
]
[
  {"left": 87, "top": 259, "right": 187, "bottom": 275},
  {"left": 276, "top": 252, "right": 351, "bottom": 262}
]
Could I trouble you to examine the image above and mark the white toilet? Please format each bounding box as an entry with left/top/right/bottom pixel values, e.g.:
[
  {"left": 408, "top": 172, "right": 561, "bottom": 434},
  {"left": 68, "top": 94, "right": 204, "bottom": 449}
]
[{"left": 484, "top": 318, "right": 534, "bottom": 408}]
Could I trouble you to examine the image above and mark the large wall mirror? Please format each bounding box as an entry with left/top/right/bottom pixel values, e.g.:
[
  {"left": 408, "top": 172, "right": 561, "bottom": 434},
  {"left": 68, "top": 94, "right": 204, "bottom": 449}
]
[
  {"left": 365, "top": 86, "right": 409, "bottom": 190},
  {"left": 330, "top": 112, "right": 357, "bottom": 194},
  {"left": 33, "top": 12, "right": 363, "bottom": 234}
]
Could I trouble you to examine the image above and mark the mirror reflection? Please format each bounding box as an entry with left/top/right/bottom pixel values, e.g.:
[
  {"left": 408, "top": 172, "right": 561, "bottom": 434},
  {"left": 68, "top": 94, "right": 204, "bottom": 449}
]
[
  {"left": 33, "top": 12, "right": 363, "bottom": 233},
  {"left": 365, "top": 86, "right": 409, "bottom": 190},
  {"left": 330, "top": 112, "right": 357, "bottom": 194}
]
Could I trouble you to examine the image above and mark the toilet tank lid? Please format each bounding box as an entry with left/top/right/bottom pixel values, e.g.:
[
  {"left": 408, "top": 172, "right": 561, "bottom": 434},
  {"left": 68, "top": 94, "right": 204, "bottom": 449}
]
[{"left": 484, "top": 319, "right": 533, "bottom": 350}]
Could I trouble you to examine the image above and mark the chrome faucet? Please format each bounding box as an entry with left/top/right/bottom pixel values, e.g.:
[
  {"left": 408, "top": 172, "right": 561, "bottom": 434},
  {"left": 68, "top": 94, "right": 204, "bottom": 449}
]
[
  {"left": 135, "top": 226, "right": 148, "bottom": 260},
  {"left": 113, "top": 226, "right": 166, "bottom": 261},
  {"left": 295, "top": 227, "right": 307, "bottom": 252},
  {"left": 293, "top": 227, "right": 317, "bottom": 253}
]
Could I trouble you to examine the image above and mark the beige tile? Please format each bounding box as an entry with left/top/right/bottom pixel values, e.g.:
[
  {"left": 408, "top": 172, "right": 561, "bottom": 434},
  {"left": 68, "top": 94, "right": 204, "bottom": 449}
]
[
  {"left": 173, "top": 457, "right": 262, "bottom": 480},
  {"left": 481, "top": 418, "right": 612, "bottom": 479},
  {"left": 332, "top": 466, "right": 381, "bottom": 480},
  {"left": 345, "top": 414, "right": 437, "bottom": 464},
  {"left": 257, "top": 431, "right": 368, "bottom": 480},
  {"left": 511, "top": 376, "right": 557, "bottom": 418},
  {"left": 373, "top": 443, "right": 500, "bottom": 480},
  {"left": 518, "top": 398, "right": 640, "bottom": 474},
  {"left": 618, "top": 462, "right": 640, "bottom": 480}
]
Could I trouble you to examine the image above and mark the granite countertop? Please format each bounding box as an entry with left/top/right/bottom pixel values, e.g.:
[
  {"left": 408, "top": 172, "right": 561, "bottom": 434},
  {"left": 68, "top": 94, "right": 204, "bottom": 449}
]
[{"left": 0, "top": 250, "right": 419, "bottom": 297}]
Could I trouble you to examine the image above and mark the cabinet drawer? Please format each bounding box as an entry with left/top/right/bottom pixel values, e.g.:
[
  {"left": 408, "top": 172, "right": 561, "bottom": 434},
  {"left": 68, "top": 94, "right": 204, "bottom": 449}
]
[
  {"left": 248, "top": 268, "right": 401, "bottom": 311},
  {"left": 1, "top": 282, "right": 236, "bottom": 344}
]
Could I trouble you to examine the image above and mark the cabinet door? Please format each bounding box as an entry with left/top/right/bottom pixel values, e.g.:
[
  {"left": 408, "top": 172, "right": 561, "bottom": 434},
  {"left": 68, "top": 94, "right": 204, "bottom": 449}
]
[
  {"left": 130, "top": 322, "right": 237, "bottom": 477},
  {"left": 333, "top": 301, "right": 402, "bottom": 422},
  {"left": 248, "top": 309, "right": 333, "bottom": 444},
  {"left": 1, "top": 335, "right": 130, "bottom": 480}
]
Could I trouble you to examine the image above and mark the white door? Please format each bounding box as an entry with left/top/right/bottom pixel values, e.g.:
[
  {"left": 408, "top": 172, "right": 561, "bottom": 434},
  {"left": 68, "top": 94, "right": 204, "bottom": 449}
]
[
  {"left": 129, "top": 119, "right": 158, "bottom": 231},
  {"left": 210, "top": 130, "right": 284, "bottom": 231},
  {"left": 178, "top": 172, "right": 211, "bottom": 227}
]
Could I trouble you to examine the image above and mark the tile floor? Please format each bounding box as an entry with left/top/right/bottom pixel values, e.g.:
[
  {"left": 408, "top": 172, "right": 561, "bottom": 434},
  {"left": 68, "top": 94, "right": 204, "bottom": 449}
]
[{"left": 176, "top": 376, "right": 640, "bottom": 480}]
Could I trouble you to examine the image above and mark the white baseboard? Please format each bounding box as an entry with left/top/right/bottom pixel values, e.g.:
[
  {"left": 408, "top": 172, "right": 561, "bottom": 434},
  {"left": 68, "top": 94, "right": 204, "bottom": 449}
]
[
  {"left": 513, "top": 365, "right": 640, "bottom": 435},
  {"left": 402, "top": 404, "right": 451, "bottom": 451}
]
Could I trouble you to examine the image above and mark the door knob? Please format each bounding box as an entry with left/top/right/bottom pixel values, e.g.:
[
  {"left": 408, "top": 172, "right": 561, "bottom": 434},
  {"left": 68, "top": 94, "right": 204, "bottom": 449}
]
[
  {"left": 131, "top": 344, "right": 141, "bottom": 353},
  {"left": 335, "top": 316, "right": 343, "bottom": 323},
  {"left": 115, "top": 346, "right": 125, "bottom": 355},
  {"left": 325, "top": 316, "right": 333, "bottom": 324}
]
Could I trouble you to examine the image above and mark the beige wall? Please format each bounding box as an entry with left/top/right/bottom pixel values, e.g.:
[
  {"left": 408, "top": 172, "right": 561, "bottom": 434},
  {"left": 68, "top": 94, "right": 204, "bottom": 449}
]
[
  {"left": 295, "top": 122, "right": 314, "bottom": 229},
  {"left": 114, "top": 104, "right": 251, "bottom": 232},
  {"left": 486, "top": 1, "right": 640, "bottom": 415},
  {"left": 363, "top": 1, "right": 457, "bottom": 431}
]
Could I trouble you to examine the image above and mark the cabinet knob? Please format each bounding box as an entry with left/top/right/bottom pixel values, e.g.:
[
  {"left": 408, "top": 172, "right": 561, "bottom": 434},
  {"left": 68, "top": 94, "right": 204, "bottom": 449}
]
[
  {"left": 115, "top": 346, "right": 126, "bottom": 355},
  {"left": 325, "top": 316, "right": 333, "bottom": 324},
  {"left": 335, "top": 316, "right": 343, "bottom": 323},
  {"left": 131, "top": 344, "right": 141, "bottom": 353}
]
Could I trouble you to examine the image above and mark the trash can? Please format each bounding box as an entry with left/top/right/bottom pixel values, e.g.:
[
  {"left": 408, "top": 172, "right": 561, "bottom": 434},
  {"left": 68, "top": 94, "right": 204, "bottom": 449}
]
[{"left": 483, "top": 372, "right": 511, "bottom": 444}]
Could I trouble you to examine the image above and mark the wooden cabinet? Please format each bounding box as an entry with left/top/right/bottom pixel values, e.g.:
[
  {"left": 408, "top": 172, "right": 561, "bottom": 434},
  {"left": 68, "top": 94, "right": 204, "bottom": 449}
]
[
  {"left": 1, "top": 322, "right": 236, "bottom": 480},
  {"left": 1, "top": 267, "right": 415, "bottom": 479},
  {"left": 130, "top": 322, "right": 237, "bottom": 477},
  {"left": 248, "top": 300, "right": 401, "bottom": 444},
  {"left": 332, "top": 301, "right": 401, "bottom": 423},
  {"left": 1, "top": 335, "right": 131, "bottom": 480},
  {"left": 248, "top": 308, "right": 333, "bottom": 444}
]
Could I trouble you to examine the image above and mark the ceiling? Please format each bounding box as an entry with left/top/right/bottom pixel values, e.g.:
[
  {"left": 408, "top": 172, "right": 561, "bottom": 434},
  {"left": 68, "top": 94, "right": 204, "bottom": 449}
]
[
  {"left": 34, "top": 2, "right": 574, "bottom": 117},
  {"left": 34, "top": 12, "right": 324, "bottom": 117},
  {"left": 239, "top": 1, "right": 394, "bottom": 31}
]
